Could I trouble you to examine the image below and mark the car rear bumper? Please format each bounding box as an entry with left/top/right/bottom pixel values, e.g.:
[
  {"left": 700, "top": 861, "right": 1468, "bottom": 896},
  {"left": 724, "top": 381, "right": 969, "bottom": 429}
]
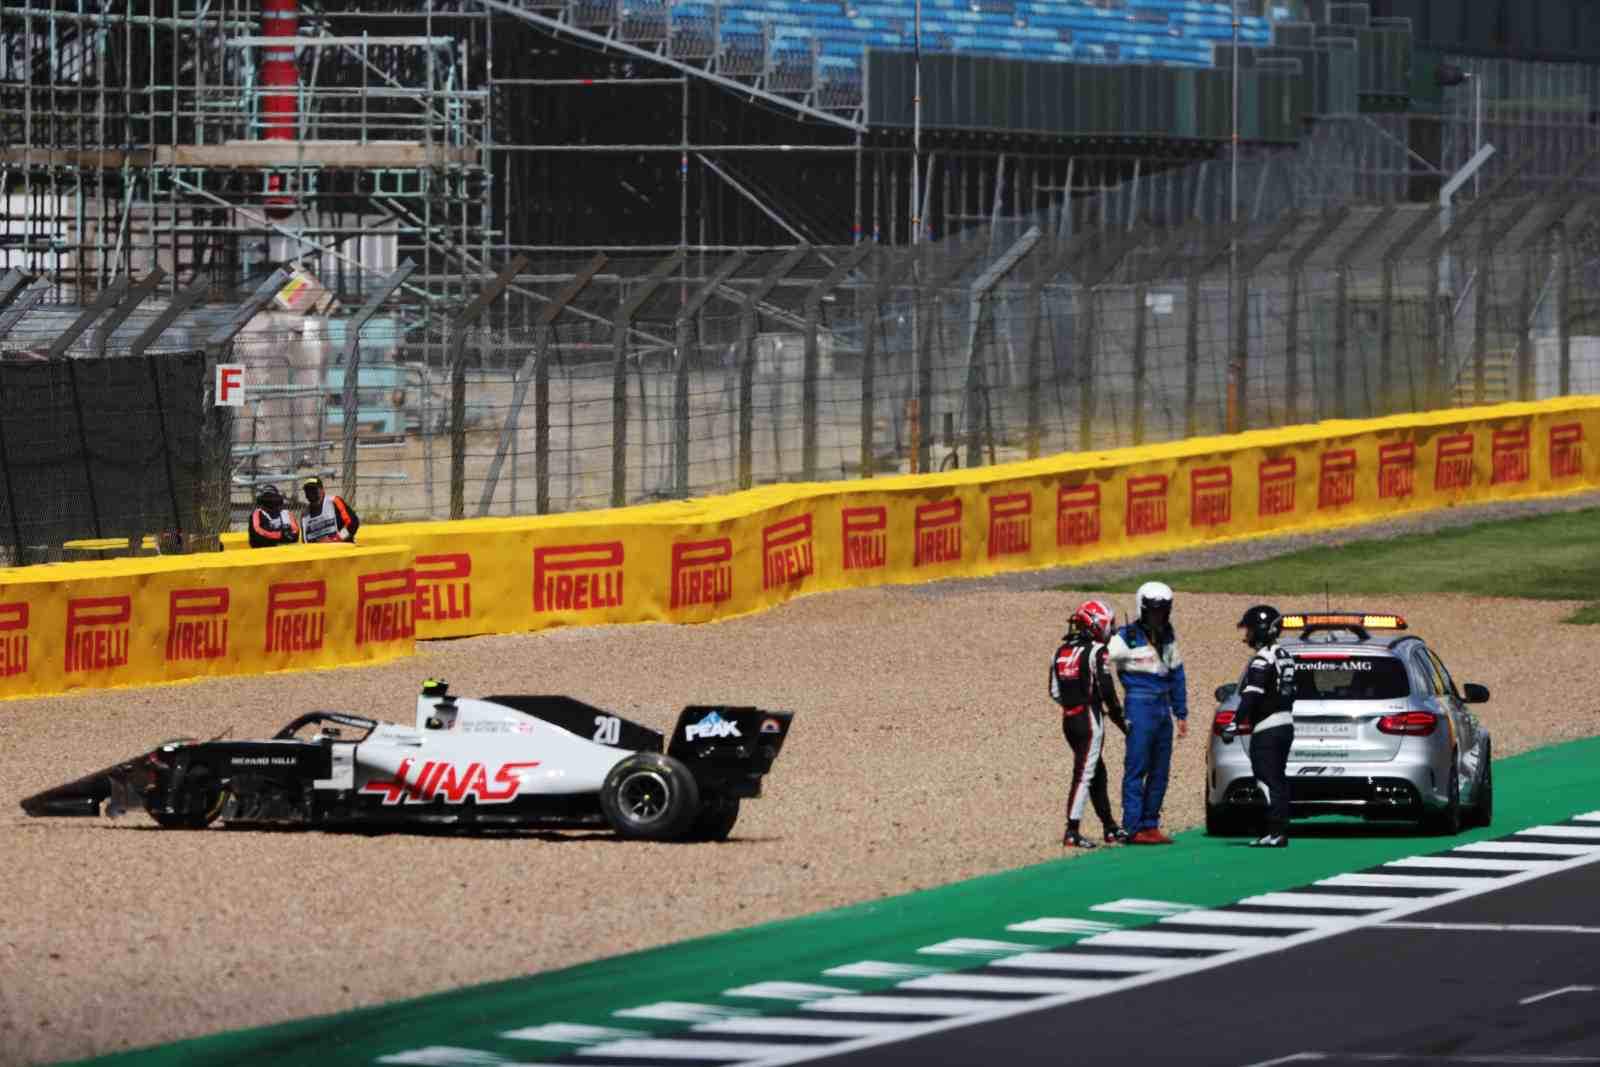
[{"left": 1208, "top": 750, "right": 1451, "bottom": 818}]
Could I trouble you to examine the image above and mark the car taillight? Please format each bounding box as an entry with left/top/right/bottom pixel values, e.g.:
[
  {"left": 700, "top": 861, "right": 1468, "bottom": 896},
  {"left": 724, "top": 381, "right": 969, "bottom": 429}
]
[
  {"left": 1212, "top": 710, "right": 1251, "bottom": 737},
  {"left": 1377, "top": 711, "right": 1437, "bottom": 736}
]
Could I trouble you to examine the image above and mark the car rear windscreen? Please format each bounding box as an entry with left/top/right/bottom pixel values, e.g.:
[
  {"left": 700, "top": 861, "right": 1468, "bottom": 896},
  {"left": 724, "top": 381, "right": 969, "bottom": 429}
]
[{"left": 1292, "top": 655, "right": 1411, "bottom": 700}]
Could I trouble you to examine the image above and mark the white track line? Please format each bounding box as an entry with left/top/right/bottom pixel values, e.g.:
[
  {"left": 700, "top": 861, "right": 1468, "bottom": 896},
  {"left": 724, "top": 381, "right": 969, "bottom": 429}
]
[
  {"left": 1156, "top": 908, "right": 1358, "bottom": 930},
  {"left": 1383, "top": 856, "right": 1563, "bottom": 871},
  {"left": 1236, "top": 892, "right": 1425, "bottom": 910},
  {"left": 725, "top": 842, "right": 1600, "bottom": 1067},
  {"left": 986, "top": 951, "right": 1161, "bottom": 973},
  {"left": 1450, "top": 841, "right": 1598, "bottom": 856},
  {"left": 692, "top": 1018, "right": 918, "bottom": 1039},
  {"left": 798, "top": 996, "right": 1003, "bottom": 1016},
  {"left": 1388, "top": 922, "right": 1600, "bottom": 935},
  {"left": 1518, "top": 985, "right": 1598, "bottom": 1005},
  {"left": 723, "top": 982, "right": 849, "bottom": 1002},
  {"left": 1514, "top": 825, "right": 1600, "bottom": 839},
  {"left": 1316, "top": 873, "right": 1497, "bottom": 890},
  {"left": 1082, "top": 929, "right": 1270, "bottom": 952},
  {"left": 897, "top": 973, "right": 1102, "bottom": 995},
  {"left": 576, "top": 1039, "right": 810, "bottom": 1060}
]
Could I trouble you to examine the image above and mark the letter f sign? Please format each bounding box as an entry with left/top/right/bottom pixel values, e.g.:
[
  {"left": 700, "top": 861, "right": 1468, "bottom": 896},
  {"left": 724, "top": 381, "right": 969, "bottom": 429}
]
[{"left": 216, "top": 364, "right": 246, "bottom": 407}]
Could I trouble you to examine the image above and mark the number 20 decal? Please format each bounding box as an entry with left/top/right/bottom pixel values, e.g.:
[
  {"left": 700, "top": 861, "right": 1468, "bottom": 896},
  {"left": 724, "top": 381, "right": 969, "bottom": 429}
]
[{"left": 592, "top": 715, "right": 622, "bottom": 745}]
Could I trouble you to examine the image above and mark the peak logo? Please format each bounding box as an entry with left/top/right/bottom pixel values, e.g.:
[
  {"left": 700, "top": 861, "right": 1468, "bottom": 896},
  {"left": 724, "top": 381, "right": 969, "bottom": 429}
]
[
  {"left": 416, "top": 553, "right": 471, "bottom": 622},
  {"left": 1125, "top": 475, "right": 1168, "bottom": 538},
  {"left": 360, "top": 759, "right": 540, "bottom": 806},
  {"left": 165, "top": 588, "right": 228, "bottom": 663},
  {"left": 1435, "top": 433, "right": 1475, "bottom": 491},
  {"left": 1491, "top": 427, "right": 1530, "bottom": 485},
  {"left": 914, "top": 499, "right": 962, "bottom": 566},
  {"left": 841, "top": 507, "right": 887, "bottom": 570},
  {"left": 534, "top": 542, "right": 623, "bottom": 614},
  {"left": 671, "top": 538, "right": 733, "bottom": 609},
  {"left": 265, "top": 581, "right": 326, "bottom": 653},
  {"left": 1258, "top": 457, "right": 1296, "bottom": 517},
  {"left": 763, "top": 515, "right": 815, "bottom": 590},
  {"left": 1318, "top": 450, "right": 1357, "bottom": 509},
  {"left": 1551, "top": 423, "right": 1584, "bottom": 479},
  {"left": 1190, "top": 466, "right": 1232, "bottom": 528},
  {"left": 357, "top": 570, "right": 415, "bottom": 645},
  {"left": 1056, "top": 483, "right": 1101, "bottom": 547},
  {"left": 65, "top": 596, "right": 130, "bottom": 674},
  {"left": 0, "top": 602, "right": 27, "bottom": 678},
  {"left": 686, "top": 710, "right": 742, "bottom": 741},
  {"left": 1378, "top": 442, "right": 1415, "bottom": 500},
  {"left": 987, "top": 493, "right": 1032, "bottom": 558}
]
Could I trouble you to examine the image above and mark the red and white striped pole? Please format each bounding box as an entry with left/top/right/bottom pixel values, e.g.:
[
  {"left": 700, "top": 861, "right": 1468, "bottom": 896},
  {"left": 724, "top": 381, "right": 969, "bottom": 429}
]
[{"left": 261, "top": 0, "right": 300, "bottom": 219}]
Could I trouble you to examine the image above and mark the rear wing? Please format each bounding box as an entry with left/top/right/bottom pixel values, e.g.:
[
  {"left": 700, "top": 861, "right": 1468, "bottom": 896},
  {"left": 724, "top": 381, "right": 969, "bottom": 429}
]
[{"left": 667, "top": 706, "right": 794, "bottom": 798}]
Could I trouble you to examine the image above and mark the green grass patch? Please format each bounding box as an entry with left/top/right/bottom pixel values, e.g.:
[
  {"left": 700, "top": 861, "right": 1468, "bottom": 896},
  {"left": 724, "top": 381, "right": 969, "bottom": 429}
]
[{"left": 1054, "top": 506, "right": 1600, "bottom": 623}]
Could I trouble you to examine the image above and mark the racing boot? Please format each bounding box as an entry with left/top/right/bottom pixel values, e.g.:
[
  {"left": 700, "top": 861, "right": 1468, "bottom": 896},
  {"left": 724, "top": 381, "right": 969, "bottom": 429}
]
[
  {"left": 1249, "top": 833, "right": 1289, "bottom": 848},
  {"left": 1062, "top": 831, "right": 1098, "bottom": 849},
  {"left": 1104, "top": 827, "right": 1129, "bottom": 846}
]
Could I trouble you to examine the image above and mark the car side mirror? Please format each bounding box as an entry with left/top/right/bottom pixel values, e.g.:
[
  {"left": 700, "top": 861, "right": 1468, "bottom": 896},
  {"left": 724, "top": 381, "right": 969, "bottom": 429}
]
[
  {"left": 1462, "top": 683, "right": 1490, "bottom": 704},
  {"left": 1214, "top": 682, "right": 1238, "bottom": 703}
]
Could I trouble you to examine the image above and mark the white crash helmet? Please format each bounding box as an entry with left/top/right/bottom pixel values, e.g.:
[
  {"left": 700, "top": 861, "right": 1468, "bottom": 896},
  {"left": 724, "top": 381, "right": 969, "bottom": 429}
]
[{"left": 1135, "top": 580, "right": 1174, "bottom": 630}]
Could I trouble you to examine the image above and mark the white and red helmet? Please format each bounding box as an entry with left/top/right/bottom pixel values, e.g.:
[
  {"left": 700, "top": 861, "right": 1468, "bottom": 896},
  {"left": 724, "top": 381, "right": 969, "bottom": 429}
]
[{"left": 1071, "top": 598, "right": 1117, "bottom": 644}]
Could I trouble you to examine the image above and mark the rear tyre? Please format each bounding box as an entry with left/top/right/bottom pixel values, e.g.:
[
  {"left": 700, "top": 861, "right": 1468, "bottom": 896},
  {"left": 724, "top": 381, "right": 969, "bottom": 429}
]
[
  {"left": 600, "top": 753, "right": 700, "bottom": 841},
  {"left": 687, "top": 791, "right": 741, "bottom": 842},
  {"left": 1422, "top": 760, "right": 1462, "bottom": 836},
  {"left": 1466, "top": 744, "right": 1494, "bottom": 829},
  {"left": 148, "top": 779, "right": 228, "bottom": 830}
]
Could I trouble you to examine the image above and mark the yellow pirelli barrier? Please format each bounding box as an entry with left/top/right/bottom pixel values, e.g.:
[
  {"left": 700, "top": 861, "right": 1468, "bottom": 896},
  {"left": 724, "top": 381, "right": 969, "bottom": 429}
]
[
  {"left": 216, "top": 397, "right": 1599, "bottom": 642},
  {"left": 0, "top": 544, "right": 416, "bottom": 700}
]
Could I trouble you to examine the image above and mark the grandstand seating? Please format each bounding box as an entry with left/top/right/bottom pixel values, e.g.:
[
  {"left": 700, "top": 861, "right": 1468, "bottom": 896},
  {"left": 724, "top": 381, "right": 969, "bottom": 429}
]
[{"left": 645, "top": 0, "right": 1277, "bottom": 103}]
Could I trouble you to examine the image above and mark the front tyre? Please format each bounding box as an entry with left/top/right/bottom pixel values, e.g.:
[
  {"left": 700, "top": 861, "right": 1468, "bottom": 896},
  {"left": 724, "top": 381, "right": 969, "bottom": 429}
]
[
  {"left": 600, "top": 753, "right": 700, "bottom": 841},
  {"left": 1466, "top": 743, "right": 1493, "bottom": 829},
  {"left": 687, "top": 791, "right": 741, "bottom": 842}
]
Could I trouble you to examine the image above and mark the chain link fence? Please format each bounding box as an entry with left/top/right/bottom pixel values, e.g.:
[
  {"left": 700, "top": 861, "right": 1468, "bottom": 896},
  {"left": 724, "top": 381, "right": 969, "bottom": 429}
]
[{"left": 3, "top": 176, "right": 1600, "bottom": 553}]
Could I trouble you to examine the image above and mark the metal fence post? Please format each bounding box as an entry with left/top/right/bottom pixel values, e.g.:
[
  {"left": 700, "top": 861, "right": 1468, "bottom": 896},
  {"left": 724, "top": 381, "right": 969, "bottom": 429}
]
[
  {"left": 610, "top": 252, "right": 683, "bottom": 508},
  {"left": 0, "top": 270, "right": 30, "bottom": 315},
  {"left": 965, "top": 228, "right": 1039, "bottom": 467},
  {"left": 1332, "top": 207, "right": 1401, "bottom": 419},
  {"left": 671, "top": 253, "right": 748, "bottom": 497},
  {"left": 338, "top": 260, "right": 416, "bottom": 508},
  {"left": 450, "top": 255, "right": 529, "bottom": 520},
  {"left": 859, "top": 248, "right": 920, "bottom": 476},
  {"left": 1127, "top": 224, "right": 1200, "bottom": 444},
  {"left": 477, "top": 254, "right": 606, "bottom": 517},
  {"left": 803, "top": 245, "right": 873, "bottom": 480},
  {"left": 1075, "top": 231, "right": 1141, "bottom": 451},
  {"left": 738, "top": 248, "right": 809, "bottom": 490},
  {"left": 48, "top": 279, "right": 131, "bottom": 359},
  {"left": 1021, "top": 239, "right": 1080, "bottom": 459},
  {"left": 0, "top": 273, "right": 34, "bottom": 559},
  {"left": 93, "top": 269, "right": 167, "bottom": 357},
  {"left": 1285, "top": 209, "right": 1349, "bottom": 424},
  {"left": 917, "top": 232, "right": 991, "bottom": 473},
  {"left": 1232, "top": 213, "right": 1302, "bottom": 431},
  {"left": 0, "top": 280, "right": 47, "bottom": 341},
  {"left": 129, "top": 279, "right": 210, "bottom": 358}
]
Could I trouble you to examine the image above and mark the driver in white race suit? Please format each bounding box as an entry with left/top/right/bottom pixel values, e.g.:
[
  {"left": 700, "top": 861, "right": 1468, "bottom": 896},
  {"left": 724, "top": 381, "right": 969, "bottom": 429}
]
[
  {"left": 1106, "top": 581, "right": 1187, "bottom": 845},
  {"left": 1049, "top": 599, "right": 1128, "bottom": 849}
]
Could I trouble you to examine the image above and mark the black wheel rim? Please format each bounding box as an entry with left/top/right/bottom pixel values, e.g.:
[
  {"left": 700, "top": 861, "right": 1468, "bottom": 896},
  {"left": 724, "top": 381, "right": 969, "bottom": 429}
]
[{"left": 617, "top": 770, "right": 671, "bottom": 826}]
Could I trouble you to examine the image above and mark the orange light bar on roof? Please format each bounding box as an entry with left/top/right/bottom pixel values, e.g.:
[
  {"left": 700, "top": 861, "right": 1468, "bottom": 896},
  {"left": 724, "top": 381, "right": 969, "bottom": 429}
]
[{"left": 1280, "top": 613, "right": 1408, "bottom": 631}]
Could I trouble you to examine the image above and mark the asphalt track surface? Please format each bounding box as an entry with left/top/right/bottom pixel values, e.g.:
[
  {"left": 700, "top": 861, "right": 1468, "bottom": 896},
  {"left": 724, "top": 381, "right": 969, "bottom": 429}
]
[{"left": 810, "top": 845, "right": 1600, "bottom": 1067}]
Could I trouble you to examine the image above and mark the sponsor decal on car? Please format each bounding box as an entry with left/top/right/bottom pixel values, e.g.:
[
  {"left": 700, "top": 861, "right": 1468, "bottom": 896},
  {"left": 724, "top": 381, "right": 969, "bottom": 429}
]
[
  {"left": 1190, "top": 465, "right": 1232, "bottom": 528},
  {"left": 1491, "top": 427, "right": 1531, "bottom": 485},
  {"left": 762, "top": 514, "right": 815, "bottom": 590},
  {"left": 361, "top": 758, "right": 541, "bottom": 805},
  {"left": 1551, "top": 423, "right": 1584, "bottom": 479},
  {"left": 670, "top": 537, "right": 733, "bottom": 609},
  {"left": 357, "top": 569, "right": 416, "bottom": 645},
  {"left": 165, "top": 587, "right": 229, "bottom": 663},
  {"left": 1298, "top": 660, "right": 1375, "bottom": 671},
  {"left": 1056, "top": 483, "right": 1101, "bottom": 547},
  {"left": 0, "top": 601, "right": 27, "bottom": 677},
  {"left": 265, "top": 580, "right": 326, "bottom": 653},
  {"left": 914, "top": 499, "right": 962, "bottom": 566},
  {"left": 1295, "top": 765, "right": 1347, "bottom": 776},
  {"left": 686, "top": 710, "right": 742, "bottom": 741},
  {"left": 65, "top": 595, "right": 130, "bottom": 673},
  {"left": 987, "top": 492, "right": 1031, "bottom": 558},
  {"left": 1434, "top": 432, "right": 1474, "bottom": 491},
  {"left": 760, "top": 717, "right": 783, "bottom": 735},
  {"left": 230, "top": 755, "right": 300, "bottom": 767},
  {"left": 1317, "top": 449, "right": 1356, "bottom": 509},
  {"left": 1125, "top": 474, "right": 1168, "bottom": 537},
  {"left": 1258, "top": 457, "right": 1296, "bottom": 517},
  {"left": 841, "top": 506, "right": 887, "bottom": 570},
  {"left": 1378, "top": 441, "right": 1415, "bottom": 499},
  {"left": 533, "top": 542, "right": 624, "bottom": 613},
  {"left": 415, "top": 553, "right": 471, "bottom": 622}
]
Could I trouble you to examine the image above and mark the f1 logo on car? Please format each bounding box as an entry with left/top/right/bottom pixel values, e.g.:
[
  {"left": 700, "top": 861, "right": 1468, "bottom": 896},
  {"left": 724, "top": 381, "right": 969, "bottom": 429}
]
[{"left": 686, "top": 710, "right": 742, "bottom": 741}]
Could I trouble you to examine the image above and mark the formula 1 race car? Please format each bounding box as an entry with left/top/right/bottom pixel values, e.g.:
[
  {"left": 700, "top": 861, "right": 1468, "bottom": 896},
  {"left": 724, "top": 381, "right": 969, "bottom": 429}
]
[{"left": 21, "top": 681, "right": 793, "bottom": 842}]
